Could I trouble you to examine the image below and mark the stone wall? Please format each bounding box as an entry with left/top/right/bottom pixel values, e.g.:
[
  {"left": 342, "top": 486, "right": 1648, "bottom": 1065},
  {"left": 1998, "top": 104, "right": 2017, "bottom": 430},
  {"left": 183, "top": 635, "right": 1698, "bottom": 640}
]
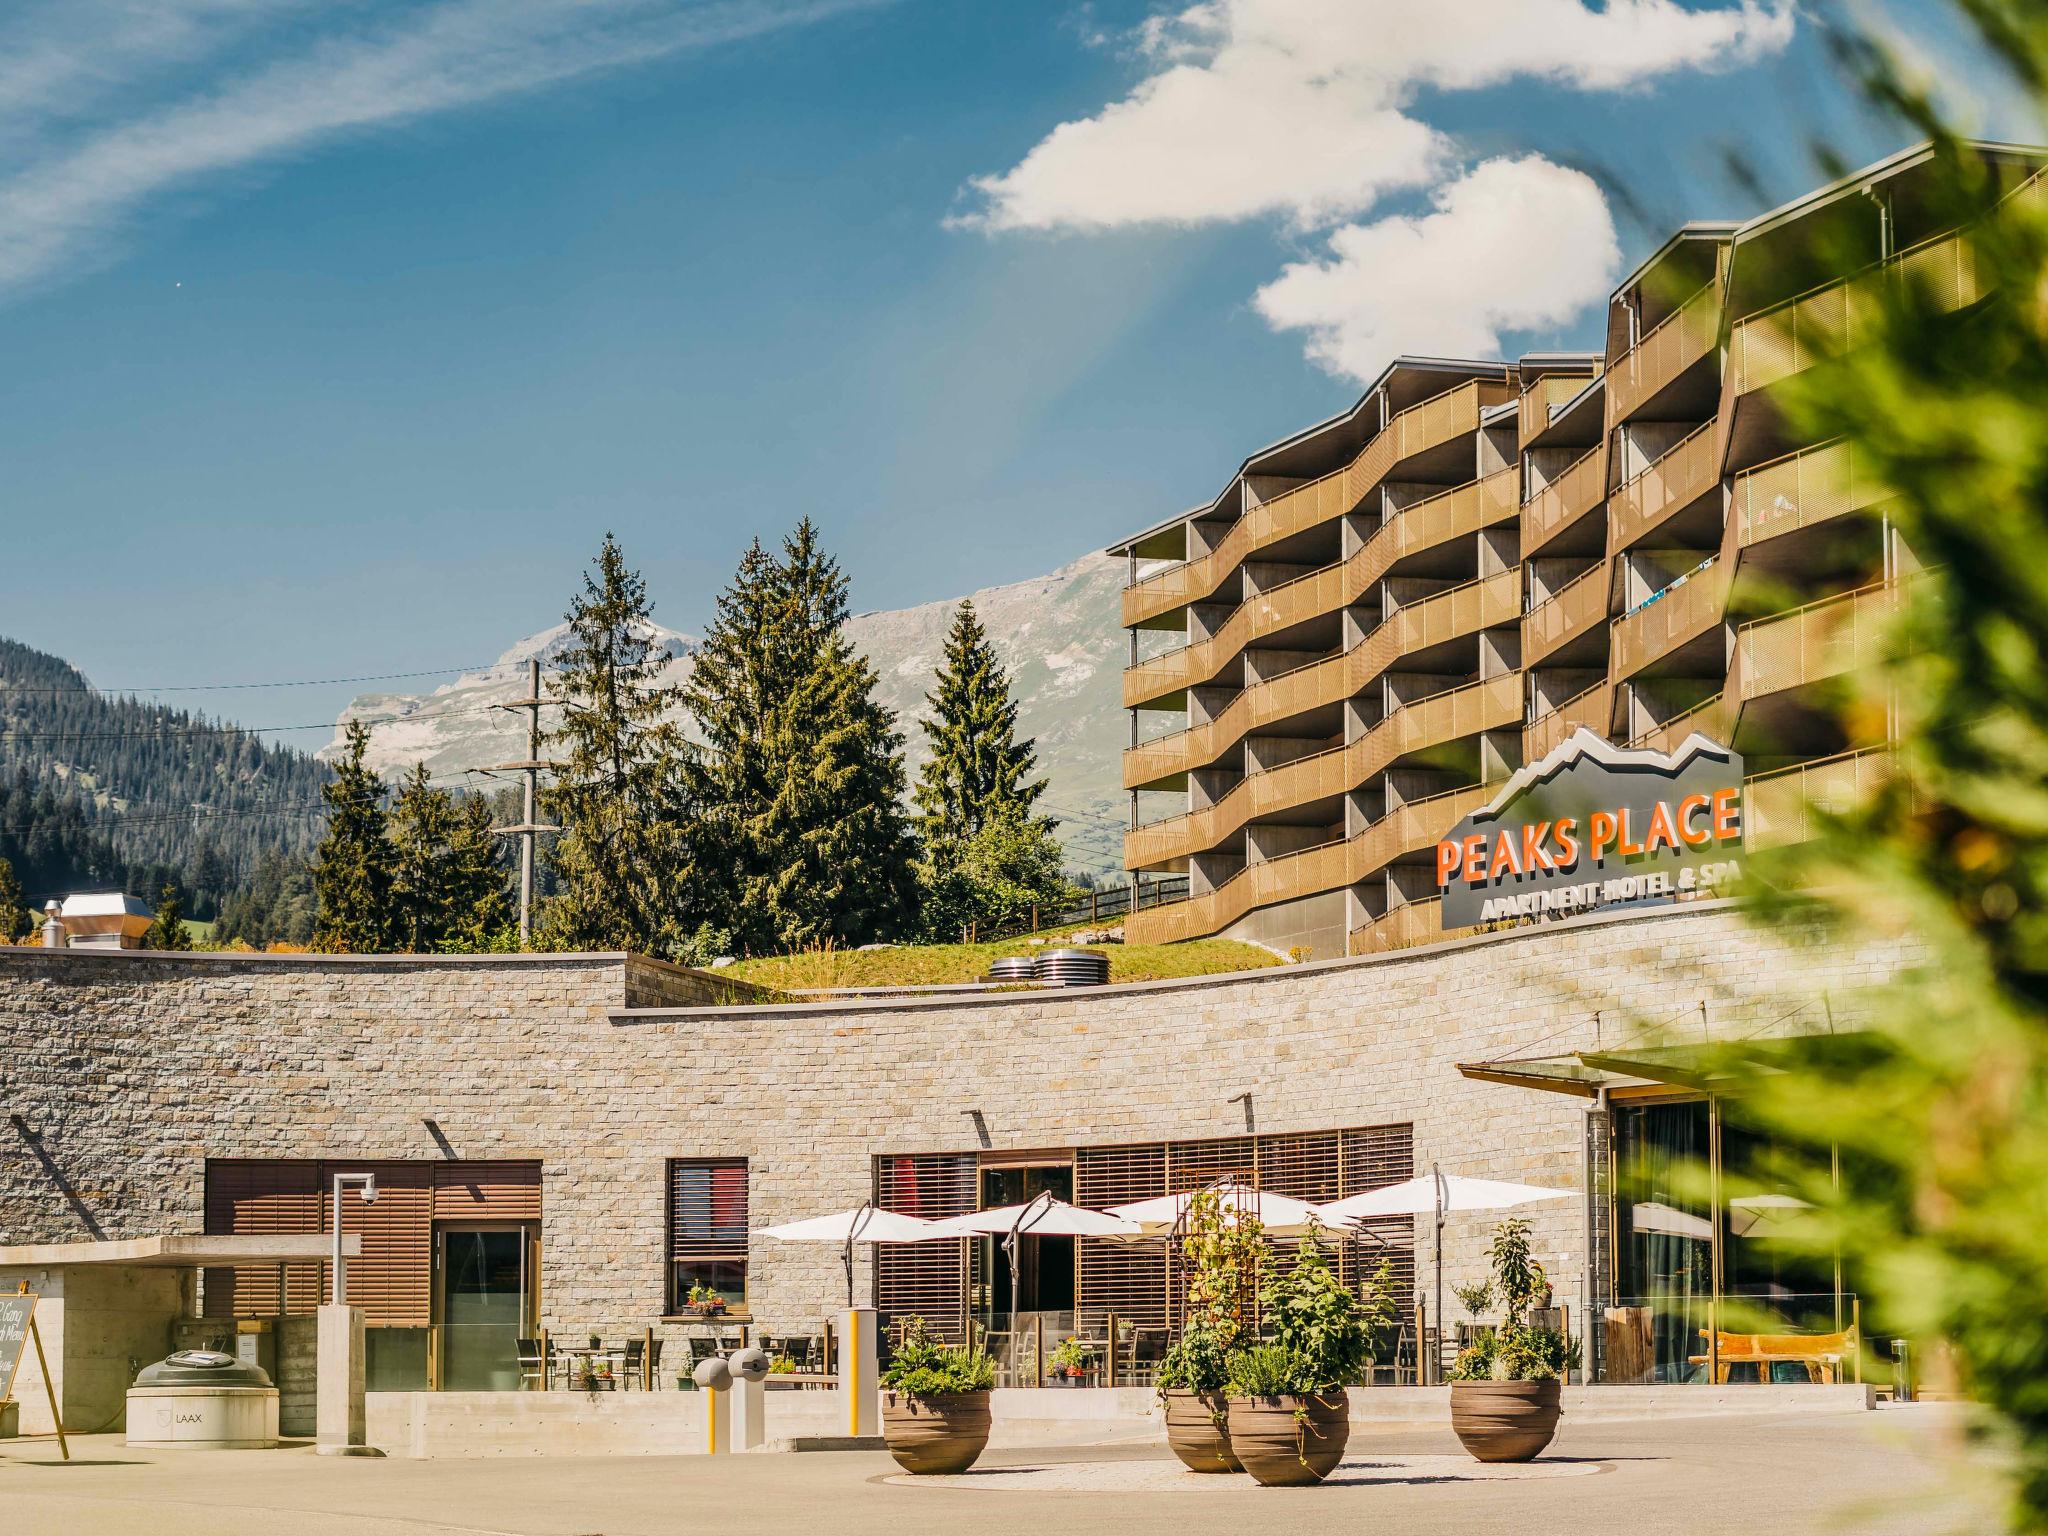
[{"left": 0, "top": 906, "right": 1914, "bottom": 1364}]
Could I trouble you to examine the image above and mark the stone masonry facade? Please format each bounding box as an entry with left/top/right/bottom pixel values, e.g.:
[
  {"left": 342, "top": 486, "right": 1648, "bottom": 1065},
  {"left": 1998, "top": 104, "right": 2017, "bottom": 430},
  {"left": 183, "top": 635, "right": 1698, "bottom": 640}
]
[{"left": 0, "top": 905, "right": 1915, "bottom": 1357}]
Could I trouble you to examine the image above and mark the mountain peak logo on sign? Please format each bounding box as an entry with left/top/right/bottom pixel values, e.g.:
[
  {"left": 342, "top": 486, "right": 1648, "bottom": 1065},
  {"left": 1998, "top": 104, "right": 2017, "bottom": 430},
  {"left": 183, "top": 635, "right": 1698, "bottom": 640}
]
[{"left": 1436, "top": 729, "right": 1744, "bottom": 928}]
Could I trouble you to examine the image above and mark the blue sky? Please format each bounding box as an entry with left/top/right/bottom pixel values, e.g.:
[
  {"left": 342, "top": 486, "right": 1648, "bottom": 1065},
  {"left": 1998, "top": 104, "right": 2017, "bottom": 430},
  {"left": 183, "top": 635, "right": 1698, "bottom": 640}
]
[{"left": 0, "top": 0, "right": 2032, "bottom": 743}]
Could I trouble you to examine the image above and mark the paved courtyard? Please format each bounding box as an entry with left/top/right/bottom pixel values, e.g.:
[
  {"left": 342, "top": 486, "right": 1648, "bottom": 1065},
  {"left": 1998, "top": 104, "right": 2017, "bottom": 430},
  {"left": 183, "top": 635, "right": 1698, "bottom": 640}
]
[{"left": 0, "top": 1406, "right": 1987, "bottom": 1536}]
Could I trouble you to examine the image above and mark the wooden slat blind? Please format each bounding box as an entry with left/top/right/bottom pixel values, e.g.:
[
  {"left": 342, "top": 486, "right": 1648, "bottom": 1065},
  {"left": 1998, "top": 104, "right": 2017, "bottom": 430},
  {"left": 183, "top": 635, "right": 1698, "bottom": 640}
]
[
  {"left": 203, "top": 1159, "right": 542, "bottom": 1328},
  {"left": 1076, "top": 1142, "right": 1168, "bottom": 1327},
  {"left": 872, "top": 1153, "right": 975, "bottom": 1342},
  {"left": 667, "top": 1159, "right": 749, "bottom": 1265}
]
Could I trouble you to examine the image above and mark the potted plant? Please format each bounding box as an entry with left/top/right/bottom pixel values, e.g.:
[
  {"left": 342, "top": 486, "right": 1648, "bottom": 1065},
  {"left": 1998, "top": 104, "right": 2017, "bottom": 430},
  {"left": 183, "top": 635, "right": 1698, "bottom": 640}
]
[
  {"left": 1223, "top": 1221, "right": 1373, "bottom": 1487},
  {"left": 879, "top": 1317, "right": 997, "bottom": 1474},
  {"left": 1448, "top": 1217, "right": 1580, "bottom": 1463},
  {"left": 1157, "top": 1187, "right": 1266, "bottom": 1473},
  {"left": 684, "top": 1282, "right": 728, "bottom": 1317},
  {"left": 1046, "top": 1337, "right": 1092, "bottom": 1386}
]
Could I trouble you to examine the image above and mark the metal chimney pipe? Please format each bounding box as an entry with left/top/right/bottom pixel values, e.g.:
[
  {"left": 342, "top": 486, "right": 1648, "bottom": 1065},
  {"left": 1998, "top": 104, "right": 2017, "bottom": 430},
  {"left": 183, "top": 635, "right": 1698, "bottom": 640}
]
[{"left": 40, "top": 900, "right": 63, "bottom": 949}]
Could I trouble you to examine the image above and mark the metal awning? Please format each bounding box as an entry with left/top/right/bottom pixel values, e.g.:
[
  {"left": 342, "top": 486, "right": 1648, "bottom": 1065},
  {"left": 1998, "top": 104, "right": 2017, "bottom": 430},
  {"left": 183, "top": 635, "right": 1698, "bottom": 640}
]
[
  {"left": 0, "top": 1234, "right": 358, "bottom": 1269},
  {"left": 1457, "top": 1038, "right": 1794, "bottom": 1099}
]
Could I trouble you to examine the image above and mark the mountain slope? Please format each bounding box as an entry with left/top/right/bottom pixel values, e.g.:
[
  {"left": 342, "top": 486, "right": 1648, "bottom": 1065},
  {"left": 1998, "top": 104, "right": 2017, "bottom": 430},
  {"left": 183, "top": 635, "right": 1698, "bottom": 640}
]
[{"left": 324, "top": 553, "right": 1132, "bottom": 873}]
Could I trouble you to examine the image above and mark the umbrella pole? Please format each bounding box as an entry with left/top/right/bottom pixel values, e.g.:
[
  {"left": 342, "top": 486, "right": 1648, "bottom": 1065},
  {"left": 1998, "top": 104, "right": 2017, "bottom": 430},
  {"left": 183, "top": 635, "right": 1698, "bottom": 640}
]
[
  {"left": 845, "top": 1200, "right": 872, "bottom": 1310},
  {"left": 1432, "top": 1164, "right": 1445, "bottom": 1387}
]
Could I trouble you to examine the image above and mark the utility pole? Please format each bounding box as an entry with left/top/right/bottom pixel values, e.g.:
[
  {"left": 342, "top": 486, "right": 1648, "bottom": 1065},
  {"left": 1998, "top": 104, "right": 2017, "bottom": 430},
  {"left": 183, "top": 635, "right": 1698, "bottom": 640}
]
[{"left": 490, "top": 658, "right": 560, "bottom": 947}]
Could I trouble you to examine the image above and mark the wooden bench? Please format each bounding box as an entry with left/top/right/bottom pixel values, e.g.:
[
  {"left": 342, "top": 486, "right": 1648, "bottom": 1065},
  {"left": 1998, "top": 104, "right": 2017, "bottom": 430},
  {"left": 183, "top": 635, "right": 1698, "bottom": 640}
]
[{"left": 1692, "top": 1327, "right": 1857, "bottom": 1383}]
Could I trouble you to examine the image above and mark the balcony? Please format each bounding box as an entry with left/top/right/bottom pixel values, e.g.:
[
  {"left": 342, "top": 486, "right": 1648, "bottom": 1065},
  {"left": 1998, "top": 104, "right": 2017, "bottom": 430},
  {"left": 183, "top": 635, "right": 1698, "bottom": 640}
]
[
  {"left": 1122, "top": 551, "right": 1518, "bottom": 791},
  {"left": 1349, "top": 897, "right": 1475, "bottom": 956},
  {"left": 1518, "top": 372, "right": 1596, "bottom": 447},
  {"left": 1606, "top": 280, "right": 1721, "bottom": 425},
  {"left": 1628, "top": 693, "right": 1731, "bottom": 754},
  {"left": 1745, "top": 748, "right": 1897, "bottom": 850},
  {"left": 1125, "top": 673, "right": 1521, "bottom": 867},
  {"left": 1609, "top": 558, "right": 1730, "bottom": 682},
  {"left": 1728, "top": 228, "right": 1983, "bottom": 398},
  {"left": 1522, "top": 561, "right": 1608, "bottom": 669},
  {"left": 1609, "top": 422, "right": 1719, "bottom": 556},
  {"left": 1521, "top": 442, "right": 1606, "bottom": 554},
  {"left": 1121, "top": 378, "right": 1512, "bottom": 627},
  {"left": 1523, "top": 681, "right": 1608, "bottom": 762},
  {"left": 1732, "top": 579, "right": 1900, "bottom": 704},
  {"left": 1733, "top": 438, "right": 1892, "bottom": 551},
  {"left": 1124, "top": 783, "right": 1490, "bottom": 945}
]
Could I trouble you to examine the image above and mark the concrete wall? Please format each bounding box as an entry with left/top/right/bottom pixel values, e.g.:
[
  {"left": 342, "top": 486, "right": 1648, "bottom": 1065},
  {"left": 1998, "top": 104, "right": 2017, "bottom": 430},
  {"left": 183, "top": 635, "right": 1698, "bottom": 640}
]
[
  {"left": 0, "top": 1263, "right": 187, "bottom": 1434},
  {"left": 0, "top": 914, "right": 1912, "bottom": 1376}
]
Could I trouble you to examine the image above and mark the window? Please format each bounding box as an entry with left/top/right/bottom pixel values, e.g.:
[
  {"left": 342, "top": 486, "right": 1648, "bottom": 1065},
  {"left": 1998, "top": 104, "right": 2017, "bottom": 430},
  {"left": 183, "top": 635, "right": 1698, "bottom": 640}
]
[{"left": 668, "top": 1158, "right": 749, "bottom": 1311}]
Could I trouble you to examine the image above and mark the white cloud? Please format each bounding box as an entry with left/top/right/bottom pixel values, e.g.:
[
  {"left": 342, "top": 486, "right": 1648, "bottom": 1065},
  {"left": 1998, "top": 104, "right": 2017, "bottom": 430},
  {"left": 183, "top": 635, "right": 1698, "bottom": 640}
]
[
  {"left": 1252, "top": 156, "right": 1622, "bottom": 382},
  {"left": 965, "top": 0, "right": 1793, "bottom": 233},
  {"left": 0, "top": 0, "right": 885, "bottom": 296}
]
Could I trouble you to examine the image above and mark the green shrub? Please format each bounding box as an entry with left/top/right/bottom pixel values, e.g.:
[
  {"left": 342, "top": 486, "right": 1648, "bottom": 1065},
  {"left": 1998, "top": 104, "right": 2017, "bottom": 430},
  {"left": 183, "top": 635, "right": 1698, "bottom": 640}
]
[
  {"left": 1252, "top": 1221, "right": 1372, "bottom": 1389},
  {"left": 879, "top": 1318, "right": 995, "bottom": 1398},
  {"left": 1225, "top": 1341, "right": 1319, "bottom": 1398}
]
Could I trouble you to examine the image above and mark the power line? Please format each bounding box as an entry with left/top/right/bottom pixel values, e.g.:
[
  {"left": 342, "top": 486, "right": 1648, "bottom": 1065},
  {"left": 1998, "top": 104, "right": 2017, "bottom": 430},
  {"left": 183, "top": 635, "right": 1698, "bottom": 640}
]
[
  {"left": 0, "top": 702, "right": 516, "bottom": 743},
  {"left": 0, "top": 664, "right": 506, "bottom": 696}
]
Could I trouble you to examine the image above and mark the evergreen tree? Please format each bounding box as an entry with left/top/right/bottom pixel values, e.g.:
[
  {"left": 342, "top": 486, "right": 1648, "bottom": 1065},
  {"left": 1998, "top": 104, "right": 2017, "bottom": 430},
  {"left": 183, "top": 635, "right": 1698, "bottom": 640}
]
[
  {"left": 913, "top": 600, "right": 1047, "bottom": 844},
  {"left": 144, "top": 880, "right": 193, "bottom": 951},
  {"left": 440, "top": 794, "right": 514, "bottom": 951},
  {"left": 0, "top": 854, "right": 31, "bottom": 943},
  {"left": 311, "top": 721, "right": 396, "bottom": 953},
  {"left": 539, "top": 534, "right": 705, "bottom": 960},
  {"left": 389, "top": 763, "right": 460, "bottom": 952},
  {"left": 685, "top": 519, "right": 916, "bottom": 952}
]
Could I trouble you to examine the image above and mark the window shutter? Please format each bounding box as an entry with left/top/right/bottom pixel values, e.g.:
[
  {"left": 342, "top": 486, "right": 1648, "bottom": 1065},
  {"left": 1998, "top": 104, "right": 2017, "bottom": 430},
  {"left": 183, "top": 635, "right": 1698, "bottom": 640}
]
[
  {"left": 1075, "top": 1141, "right": 1168, "bottom": 1327},
  {"left": 872, "top": 1153, "right": 974, "bottom": 1342}
]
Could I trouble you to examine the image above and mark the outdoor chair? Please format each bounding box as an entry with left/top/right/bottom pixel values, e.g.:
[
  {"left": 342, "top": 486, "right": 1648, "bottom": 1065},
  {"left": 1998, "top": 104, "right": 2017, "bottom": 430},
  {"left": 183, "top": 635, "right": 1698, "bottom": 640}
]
[
  {"left": 646, "top": 1337, "right": 664, "bottom": 1389},
  {"left": 619, "top": 1338, "right": 645, "bottom": 1389},
  {"left": 516, "top": 1337, "right": 549, "bottom": 1392}
]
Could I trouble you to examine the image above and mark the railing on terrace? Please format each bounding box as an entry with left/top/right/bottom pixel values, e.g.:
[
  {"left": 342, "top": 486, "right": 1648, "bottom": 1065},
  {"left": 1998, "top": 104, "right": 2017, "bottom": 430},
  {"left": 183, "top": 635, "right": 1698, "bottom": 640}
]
[
  {"left": 1627, "top": 693, "right": 1730, "bottom": 754},
  {"left": 1522, "top": 560, "right": 1609, "bottom": 667},
  {"left": 1120, "top": 378, "right": 1512, "bottom": 626},
  {"left": 1350, "top": 897, "right": 1471, "bottom": 957},
  {"left": 1122, "top": 467, "right": 1518, "bottom": 710},
  {"left": 1524, "top": 682, "right": 1608, "bottom": 762},
  {"left": 1609, "top": 421, "right": 1719, "bottom": 556},
  {"left": 1745, "top": 749, "right": 1896, "bottom": 850},
  {"left": 1518, "top": 371, "right": 1597, "bottom": 448},
  {"left": 1521, "top": 442, "right": 1606, "bottom": 553},
  {"left": 1733, "top": 579, "right": 1901, "bottom": 702},
  {"left": 1609, "top": 558, "right": 1730, "bottom": 681},
  {"left": 1125, "top": 783, "right": 1492, "bottom": 945},
  {"left": 1607, "top": 280, "right": 1722, "bottom": 426},
  {"left": 1733, "top": 438, "right": 1893, "bottom": 548},
  {"left": 1121, "top": 563, "right": 1518, "bottom": 790},
  {"left": 1124, "top": 673, "right": 1521, "bottom": 867}
]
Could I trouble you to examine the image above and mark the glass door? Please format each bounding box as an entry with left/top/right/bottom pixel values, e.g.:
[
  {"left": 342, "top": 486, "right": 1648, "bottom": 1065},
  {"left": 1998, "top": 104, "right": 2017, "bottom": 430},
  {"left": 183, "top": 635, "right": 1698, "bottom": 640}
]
[{"left": 438, "top": 1226, "right": 531, "bottom": 1391}]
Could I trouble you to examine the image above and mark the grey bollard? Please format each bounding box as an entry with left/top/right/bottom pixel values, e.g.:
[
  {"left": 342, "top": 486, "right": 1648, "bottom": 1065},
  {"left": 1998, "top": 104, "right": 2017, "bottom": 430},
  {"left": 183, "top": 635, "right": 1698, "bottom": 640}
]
[
  {"left": 695, "top": 1356, "right": 733, "bottom": 1453},
  {"left": 728, "top": 1347, "right": 769, "bottom": 1450}
]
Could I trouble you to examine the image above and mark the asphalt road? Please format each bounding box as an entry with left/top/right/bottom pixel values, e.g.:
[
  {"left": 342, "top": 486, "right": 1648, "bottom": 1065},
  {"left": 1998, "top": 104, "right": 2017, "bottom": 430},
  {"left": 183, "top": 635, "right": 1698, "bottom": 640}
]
[{"left": 0, "top": 1406, "right": 1989, "bottom": 1536}]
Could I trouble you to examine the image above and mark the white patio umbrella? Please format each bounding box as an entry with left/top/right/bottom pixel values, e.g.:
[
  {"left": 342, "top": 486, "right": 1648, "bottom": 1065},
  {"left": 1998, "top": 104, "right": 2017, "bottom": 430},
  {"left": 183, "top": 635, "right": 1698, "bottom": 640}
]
[
  {"left": 762, "top": 1203, "right": 961, "bottom": 1307},
  {"left": 1316, "top": 1167, "right": 1572, "bottom": 1383},
  {"left": 1729, "top": 1193, "right": 1814, "bottom": 1239},
  {"left": 1628, "top": 1200, "right": 1714, "bottom": 1242},
  {"left": 933, "top": 1192, "right": 1141, "bottom": 1322},
  {"left": 1106, "top": 1182, "right": 1330, "bottom": 1236}
]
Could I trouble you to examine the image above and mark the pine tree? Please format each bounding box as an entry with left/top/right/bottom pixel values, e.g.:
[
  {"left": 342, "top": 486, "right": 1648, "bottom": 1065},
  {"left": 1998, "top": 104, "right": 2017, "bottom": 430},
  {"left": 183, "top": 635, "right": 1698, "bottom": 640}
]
[
  {"left": 144, "top": 880, "right": 193, "bottom": 951},
  {"left": 539, "top": 533, "right": 705, "bottom": 960},
  {"left": 0, "top": 854, "right": 31, "bottom": 943},
  {"left": 389, "top": 763, "right": 459, "bottom": 952},
  {"left": 685, "top": 519, "right": 916, "bottom": 952},
  {"left": 911, "top": 600, "right": 1066, "bottom": 938},
  {"left": 441, "top": 794, "right": 513, "bottom": 951},
  {"left": 312, "top": 721, "right": 396, "bottom": 953}
]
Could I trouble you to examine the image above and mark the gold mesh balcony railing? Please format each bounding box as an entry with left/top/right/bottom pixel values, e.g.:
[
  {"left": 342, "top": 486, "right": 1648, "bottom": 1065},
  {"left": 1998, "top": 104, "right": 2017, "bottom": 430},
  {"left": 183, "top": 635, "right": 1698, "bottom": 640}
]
[
  {"left": 1522, "top": 560, "right": 1609, "bottom": 668},
  {"left": 1523, "top": 681, "right": 1608, "bottom": 762},
  {"left": 1733, "top": 438, "right": 1893, "bottom": 548},
  {"left": 1121, "top": 378, "right": 1512, "bottom": 627},
  {"left": 1125, "top": 673, "right": 1522, "bottom": 867},
  {"left": 1733, "top": 579, "right": 1900, "bottom": 702},
  {"left": 1745, "top": 748, "right": 1897, "bottom": 850},
  {"left": 1609, "top": 558, "right": 1731, "bottom": 681},
  {"left": 1607, "top": 280, "right": 1722, "bottom": 425},
  {"left": 1627, "top": 693, "right": 1730, "bottom": 754},
  {"left": 1608, "top": 421, "right": 1718, "bottom": 556},
  {"left": 1349, "top": 897, "right": 1476, "bottom": 956},
  {"left": 1124, "top": 782, "right": 1491, "bottom": 945},
  {"left": 1518, "top": 371, "right": 1596, "bottom": 448},
  {"left": 1730, "top": 229, "right": 1984, "bottom": 396},
  {"left": 1521, "top": 442, "right": 1607, "bottom": 553},
  {"left": 1122, "top": 541, "right": 1519, "bottom": 788}
]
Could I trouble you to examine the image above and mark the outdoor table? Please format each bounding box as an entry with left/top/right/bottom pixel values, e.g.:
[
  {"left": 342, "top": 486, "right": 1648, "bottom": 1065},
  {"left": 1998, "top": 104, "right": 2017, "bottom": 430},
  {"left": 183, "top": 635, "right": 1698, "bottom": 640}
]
[
  {"left": 552, "top": 1345, "right": 627, "bottom": 1389},
  {"left": 766, "top": 1371, "right": 837, "bottom": 1391}
]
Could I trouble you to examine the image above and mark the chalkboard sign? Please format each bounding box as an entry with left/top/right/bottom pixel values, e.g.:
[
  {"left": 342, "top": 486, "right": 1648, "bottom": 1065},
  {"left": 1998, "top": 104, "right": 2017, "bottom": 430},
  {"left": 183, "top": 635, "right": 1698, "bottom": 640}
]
[{"left": 0, "top": 1291, "right": 35, "bottom": 1402}]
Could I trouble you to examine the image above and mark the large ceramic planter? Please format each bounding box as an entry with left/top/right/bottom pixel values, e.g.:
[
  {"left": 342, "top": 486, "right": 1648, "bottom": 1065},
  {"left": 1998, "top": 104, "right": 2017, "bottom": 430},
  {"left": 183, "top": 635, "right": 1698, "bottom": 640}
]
[
  {"left": 1450, "top": 1378, "right": 1561, "bottom": 1463},
  {"left": 1161, "top": 1388, "right": 1241, "bottom": 1473},
  {"left": 881, "top": 1389, "right": 992, "bottom": 1474},
  {"left": 1226, "top": 1389, "right": 1349, "bottom": 1486}
]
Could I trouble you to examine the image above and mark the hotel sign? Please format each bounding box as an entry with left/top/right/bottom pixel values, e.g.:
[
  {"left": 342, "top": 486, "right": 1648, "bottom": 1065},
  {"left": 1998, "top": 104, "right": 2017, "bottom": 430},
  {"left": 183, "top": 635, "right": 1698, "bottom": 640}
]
[{"left": 1435, "top": 729, "right": 1744, "bottom": 928}]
